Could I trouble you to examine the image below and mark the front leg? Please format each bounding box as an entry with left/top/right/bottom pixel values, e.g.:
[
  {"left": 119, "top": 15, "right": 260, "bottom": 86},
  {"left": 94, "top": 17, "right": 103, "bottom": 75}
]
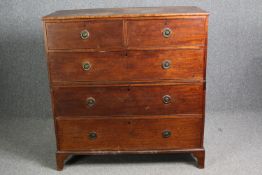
[
  {"left": 192, "top": 150, "right": 205, "bottom": 168},
  {"left": 56, "top": 152, "right": 70, "bottom": 171}
]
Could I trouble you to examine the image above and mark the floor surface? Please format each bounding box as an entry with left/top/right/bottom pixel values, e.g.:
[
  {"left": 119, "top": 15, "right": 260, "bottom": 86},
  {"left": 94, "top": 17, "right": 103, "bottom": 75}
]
[{"left": 0, "top": 111, "right": 261, "bottom": 175}]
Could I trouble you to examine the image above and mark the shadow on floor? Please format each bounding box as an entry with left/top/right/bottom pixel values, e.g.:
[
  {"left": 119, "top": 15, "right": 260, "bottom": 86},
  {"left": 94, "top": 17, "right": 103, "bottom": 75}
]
[{"left": 65, "top": 153, "right": 196, "bottom": 167}]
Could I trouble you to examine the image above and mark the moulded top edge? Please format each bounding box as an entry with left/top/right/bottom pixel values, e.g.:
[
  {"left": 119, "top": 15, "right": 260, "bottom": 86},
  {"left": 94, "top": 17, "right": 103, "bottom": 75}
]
[{"left": 42, "top": 6, "right": 209, "bottom": 21}]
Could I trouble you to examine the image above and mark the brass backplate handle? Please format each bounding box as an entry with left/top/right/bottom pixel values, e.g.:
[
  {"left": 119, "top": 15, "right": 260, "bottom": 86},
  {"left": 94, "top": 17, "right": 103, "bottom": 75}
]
[
  {"left": 86, "top": 97, "right": 96, "bottom": 107},
  {"left": 162, "top": 130, "right": 172, "bottom": 138},
  {"left": 162, "top": 60, "right": 171, "bottom": 69},
  {"left": 162, "top": 28, "right": 172, "bottom": 38},
  {"left": 162, "top": 95, "right": 171, "bottom": 104},
  {"left": 80, "top": 30, "right": 90, "bottom": 39},
  {"left": 88, "top": 131, "right": 97, "bottom": 140},
  {"left": 82, "top": 62, "right": 91, "bottom": 71}
]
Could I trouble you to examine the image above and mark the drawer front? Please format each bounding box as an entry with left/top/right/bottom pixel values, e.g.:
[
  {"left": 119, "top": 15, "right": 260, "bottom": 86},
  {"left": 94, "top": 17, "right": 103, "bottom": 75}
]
[
  {"left": 49, "top": 49, "right": 204, "bottom": 82},
  {"left": 127, "top": 49, "right": 204, "bottom": 81},
  {"left": 127, "top": 18, "right": 206, "bottom": 47},
  {"left": 53, "top": 84, "right": 203, "bottom": 116},
  {"left": 57, "top": 116, "right": 203, "bottom": 151},
  {"left": 45, "top": 21, "right": 123, "bottom": 50},
  {"left": 48, "top": 51, "right": 127, "bottom": 82}
]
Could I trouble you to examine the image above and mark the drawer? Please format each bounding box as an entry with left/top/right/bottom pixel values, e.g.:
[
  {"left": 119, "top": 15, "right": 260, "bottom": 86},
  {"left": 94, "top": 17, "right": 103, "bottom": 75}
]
[
  {"left": 127, "top": 49, "right": 204, "bottom": 81},
  {"left": 48, "top": 51, "right": 127, "bottom": 82},
  {"left": 127, "top": 18, "right": 206, "bottom": 47},
  {"left": 45, "top": 21, "right": 123, "bottom": 50},
  {"left": 56, "top": 116, "right": 203, "bottom": 151},
  {"left": 48, "top": 49, "right": 204, "bottom": 82},
  {"left": 53, "top": 84, "right": 204, "bottom": 116}
]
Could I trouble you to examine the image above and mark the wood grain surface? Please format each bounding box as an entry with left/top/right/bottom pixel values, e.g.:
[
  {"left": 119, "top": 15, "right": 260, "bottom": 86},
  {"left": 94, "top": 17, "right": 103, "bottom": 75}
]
[
  {"left": 53, "top": 84, "right": 204, "bottom": 116},
  {"left": 45, "top": 20, "right": 123, "bottom": 50},
  {"left": 42, "top": 6, "right": 208, "bottom": 170},
  {"left": 43, "top": 6, "right": 208, "bottom": 20},
  {"left": 127, "top": 18, "right": 206, "bottom": 47},
  {"left": 48, "top": 49, "right": 204, "bottom": 82},
  {"left": 56, "top": 115, "right": 203, "bottom": 151}
]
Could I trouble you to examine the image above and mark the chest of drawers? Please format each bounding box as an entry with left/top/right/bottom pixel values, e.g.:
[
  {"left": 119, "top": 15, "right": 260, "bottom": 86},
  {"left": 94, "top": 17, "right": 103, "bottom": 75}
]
[{"left": 42, "top": 6, "right": 208, "bottom": 170}]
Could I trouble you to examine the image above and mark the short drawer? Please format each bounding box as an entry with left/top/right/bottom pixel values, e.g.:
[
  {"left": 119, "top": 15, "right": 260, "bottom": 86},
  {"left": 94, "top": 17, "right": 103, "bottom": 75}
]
[
  {"left": 48, "top": 49, "right": 204, "bottom": 82},
  {"left": 127, "top": 49, "right": 204, "bottom": 81},
  {"left": 127, "top": 18, "right": 206, "bottom": 48},
  {"left": 53, "top": 84, "right": 204, "bottom": 116},
  {"left": 48, "top": 51, "right": 127, "bottom": 82},
  {"left": 56, "top": 116, "right": 203, "bottom": 151},
  {"left": 45, "top": 21, "right": 123, "bottom": 50}
]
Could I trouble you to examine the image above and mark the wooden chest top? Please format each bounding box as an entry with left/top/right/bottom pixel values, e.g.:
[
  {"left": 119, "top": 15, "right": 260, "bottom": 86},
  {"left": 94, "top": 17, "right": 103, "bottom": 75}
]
[{"left": 43, "top": 6, "right": 208, "bottom": 20}]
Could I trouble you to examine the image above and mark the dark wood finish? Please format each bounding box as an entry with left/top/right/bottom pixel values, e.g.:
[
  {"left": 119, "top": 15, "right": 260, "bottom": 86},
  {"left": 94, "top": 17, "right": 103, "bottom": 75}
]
[
  {"left": 127, "top": 49, "right": 204, "bottom": 80},
  {"left": 48, "top": 51, "right": 127, "bottom": 82},
  {"left": 53, "top": 84, "right": 203, "bottom": 116},
  {"left": 56, "top": 116, "right": 203, "bottom": 151},
  {"left": 44, "top": 18, "right": 206, "bottom": 51},
  {"left": 57, "top": 148, "right": 205, "bottom": 155},
  {"left": 45, "top": 21, "right": 123, "bottom": 50},
  {"left": 56, "top": 152, "right": 70, "bottom": 171},
  {"left": 49, "top": 49, "right": 204, "bottom": 82},
  {"left": 127, "top": 18, "right": 206, "bottom": 47},
  {"left": 42, "top": 6, "right": 208, "bottom": 20},
  {"left": 56, "top": 148, "right": 205, "bottom": 170},
  {"left": 42, "top": 6, "right": 208, "bottom": 170},
  {"left": 192, "top": 150, "right": 205, "bottom": 168}
]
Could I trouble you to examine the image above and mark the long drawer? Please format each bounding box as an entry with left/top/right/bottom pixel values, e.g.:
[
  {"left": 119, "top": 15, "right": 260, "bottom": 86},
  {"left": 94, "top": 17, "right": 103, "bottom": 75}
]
[
  {"left": 53, "top": 84, "right": 204, "bottom": 116},
  {"left": 56, "top": 116, "right": 203, "bottom": 151},
  {"left": 48, "top": 49, "right": 204, "bottom": 82}
]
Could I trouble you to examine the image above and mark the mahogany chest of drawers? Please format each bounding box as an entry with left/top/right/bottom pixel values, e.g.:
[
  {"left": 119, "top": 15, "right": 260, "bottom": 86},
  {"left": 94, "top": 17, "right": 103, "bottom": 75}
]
[{"left": 42, "top": 6, "right": 209, "bottom": 170}]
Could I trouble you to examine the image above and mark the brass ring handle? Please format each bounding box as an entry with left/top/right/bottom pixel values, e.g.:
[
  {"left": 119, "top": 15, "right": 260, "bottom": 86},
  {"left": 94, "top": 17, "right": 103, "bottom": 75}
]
[
  {"left": 162, "top": 95, "right": 171, "bottom": 104},
  {"left": 162, "top": 60, "right": 171, "bottom": 69},
  {"left": 86, "top": 97, "right": 96, "bottom": 107},
  {"left": 162, "top": 28, "right": 172, "bottom": 38},
  {"left": 80, "top": 30, "right": 90, "bottom": 40},
  {"left": 82, "top": 62, "right": 91, "bottom": 71},
  {"left": 162, "top": 130, "right": 172, "bottom": 138},
  {"left": 88, "top": 131, "right": 97, "bottom": 140}
]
